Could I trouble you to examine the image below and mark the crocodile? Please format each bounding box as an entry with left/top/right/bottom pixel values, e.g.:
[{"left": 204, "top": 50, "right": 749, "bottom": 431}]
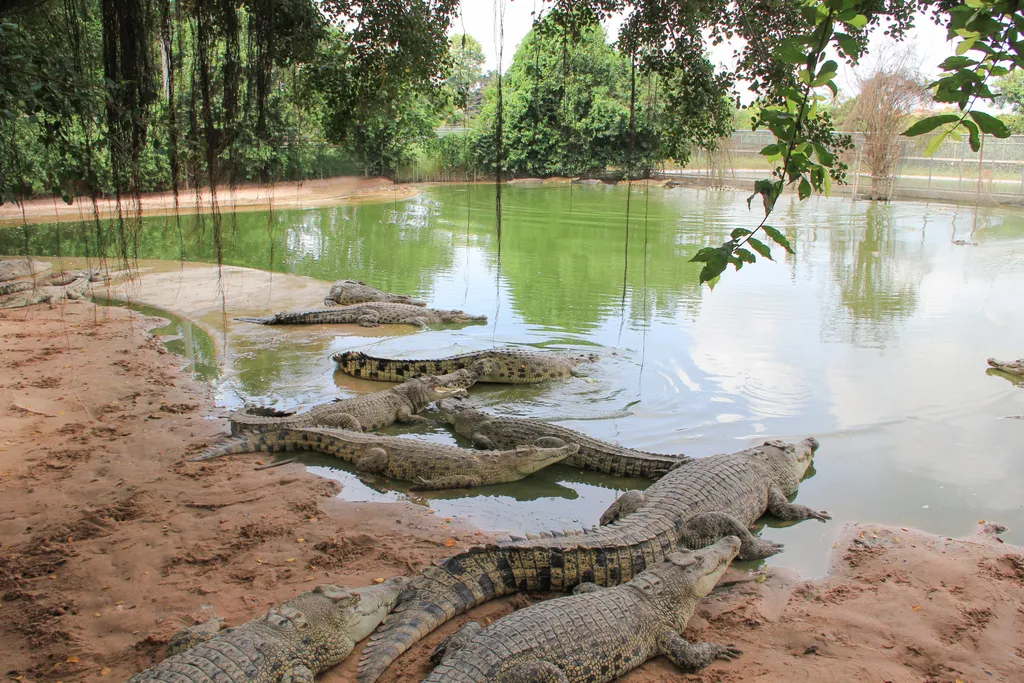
[
  {"left": 191, "top": 427, "right": 579, "bottom": 490},
  {"left": 334, "top": 348, "right": 595, "bottom": 385},
  {"left": 236, "top": 302, "right": 487, "bottom": 328},
  {"left": 0, "top": 273, "right": 93, "bottom": 309},
  {"left": 437, "top": 399, "right": 690, "bottom": 478},
  {"left": 988, "top": 357, "right": 1024, "bottom": 378},
  {"left": 425, "top": 536, "right": 743, "bottom": 683},
  {"left": 356, "top": 437, "right": 826, "bottom": 682},
  {"left": 229, "top": 371, "right": 475, "bottom": 435},
  {"left": 128, "top": 577, "right": 407, "bottom": 682},
  {"left": 0, "top": 258, "right": 51, "bottom": 282},
  {"left": 323, "top": 279, "right": 427, "bottom": 307}
]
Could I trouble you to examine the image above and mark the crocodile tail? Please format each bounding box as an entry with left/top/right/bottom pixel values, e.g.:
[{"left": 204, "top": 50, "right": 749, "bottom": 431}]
[
  {"left": 234, "top": 316, "right": 273, "bottom": 324},
  {"left": 189, "top": 433, "right": 276, "bottom": 461},
  {"left": 357, "top": 549, "right": 519, "bottom": 683}
]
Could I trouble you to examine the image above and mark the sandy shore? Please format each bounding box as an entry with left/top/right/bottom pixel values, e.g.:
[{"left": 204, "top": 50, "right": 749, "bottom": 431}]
[
  {"left": 0, "top": 177, "right": 421, "bottom": 228},
  {"left": 1, "top": 301, "right": 1021, "bottom": 682}
]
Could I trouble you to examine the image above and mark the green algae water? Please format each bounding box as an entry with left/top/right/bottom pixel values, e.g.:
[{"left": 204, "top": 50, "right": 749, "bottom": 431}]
[{"left": 4, "top": 183, "right": 1024, "bottom": 575}]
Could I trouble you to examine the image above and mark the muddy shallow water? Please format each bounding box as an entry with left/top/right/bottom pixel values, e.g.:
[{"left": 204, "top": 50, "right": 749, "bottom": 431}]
[{"left": 5, "top": 183, "right": 1023, "bottom": 576}]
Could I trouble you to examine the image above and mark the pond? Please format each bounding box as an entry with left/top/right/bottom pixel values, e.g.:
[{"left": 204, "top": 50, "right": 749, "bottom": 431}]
[{"left": 5, "top": 183, "right": 1023, "bottom": 576}]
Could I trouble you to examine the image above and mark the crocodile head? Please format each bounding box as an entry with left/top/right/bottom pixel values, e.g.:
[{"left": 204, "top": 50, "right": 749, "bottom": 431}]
[
  {"left": 434, "top": 397, "right": 487, "bottom": 429},
  {"left": 661, "top": 535, "right": 742, "bottom": 597},
  {"left": 398, "top": 371, "right": 475, "bottom": 407},
  {"left": 756, "top": 437, "right": 820, "bottom": 495},
  {"left": 509, "top": 442, "right": 579, "bottom": 475},
  {"left": 309, "top": 576, "right": 409, "bottom": 643},
  {"left": 438, "top": 308, "right": 488, "bottom": 324}
]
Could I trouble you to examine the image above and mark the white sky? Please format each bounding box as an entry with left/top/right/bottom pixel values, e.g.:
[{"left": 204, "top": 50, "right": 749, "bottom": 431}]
[{"left": 455, "top": 0, "right": 957, "bottom": 101}]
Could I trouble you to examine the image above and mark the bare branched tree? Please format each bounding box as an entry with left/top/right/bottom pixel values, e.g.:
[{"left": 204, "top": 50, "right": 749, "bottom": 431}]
[{"left": 846, "top": 47, "right": 927, "bottom": 200}]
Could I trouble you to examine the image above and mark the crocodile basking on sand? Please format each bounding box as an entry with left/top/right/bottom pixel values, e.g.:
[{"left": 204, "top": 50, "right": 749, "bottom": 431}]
[
  {"left": 229, "top": 371, "right": 475, "bottom": 435},
  {"left": 356, "top": 437, "right": 826, "bottom": 682},
  {"left": 334, "top": 348, "right": 595, "bottom": 385},
  {"left": 128, "top": 578, "right": 407, "bottom": 682},
  {"left": 0, "top": 272, "right": 95, "bottom": 309},
  {"left": 323, "top": 279, "right": 427, "bottom": 307},
  {"left": 425, "top": 536, "right": 743, "bottom": 683},
  {"left": 437, "top": 399, "right": 689, "bottom": 478},
  {"left": 0, "top": 258, "right": 51, "bottom": 282},
  {"left": 191, "top": 427, "right": 579, "bottom": 490},
  {"left": 236, "top": 302, "right": 486, "bottom": 328},
  {"left": 988, "top": 357, "right": 1024, "bottom": 378}
]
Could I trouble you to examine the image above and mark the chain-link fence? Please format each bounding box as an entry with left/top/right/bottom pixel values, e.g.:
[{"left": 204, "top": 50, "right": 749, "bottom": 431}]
[{"left": 665, "top": 129, "right": 1024, "bottom": 205}]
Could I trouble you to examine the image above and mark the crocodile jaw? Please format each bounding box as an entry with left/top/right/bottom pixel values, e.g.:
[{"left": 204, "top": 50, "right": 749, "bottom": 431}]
[
  {"left": 345, "top": 579, "right": 408, "bottom": 642},
  {"left": 666, "top": 535, "right": 742, "bottom": 597}
]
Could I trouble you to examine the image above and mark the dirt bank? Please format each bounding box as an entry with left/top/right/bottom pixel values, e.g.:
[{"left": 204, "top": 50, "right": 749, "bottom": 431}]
[
  {"left": 1, "top": 301, "right": 1021, "bottom": 682},
  {"left": 0, "top": 177, "right": 420, "bottom": 228}
]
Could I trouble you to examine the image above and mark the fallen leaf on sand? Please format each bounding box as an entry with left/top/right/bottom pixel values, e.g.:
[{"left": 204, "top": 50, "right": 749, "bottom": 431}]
[
  {"left": 286, "top": 558, "right": 295, "bottom": 563},
  {"left": 100, "top": 668, "right": 111, "bottom": 676},
  {"left": 912, "top": 605, "right": 921, "bottom": 611},
  {"left": 297, "top": 538, "right": 305, "bottom": 543},
  {"left": 443, "top": 538, "right": 457, "bottom": 547},
  {"left": 66, "top": 657, "right": 79, "bottom": 664},
  {"left": 373, "top": 578, "right": 385, "bottom": 584}
]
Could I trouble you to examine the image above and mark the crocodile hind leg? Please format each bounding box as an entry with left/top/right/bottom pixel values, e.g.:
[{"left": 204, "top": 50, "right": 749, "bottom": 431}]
[
  {"left": 572, "top": 582, "right": 602, "bottom": 595},
  {"left": 680, "top": 511, "right": 783, "bottom": 561},
  {"left": 500, "top": 660, "right": 569, "bottom": 682},
  {"left": 660, "top": 632, "right": 742, "bottom": 671},
  {"left": 410, "top": 474, "right": 483, "bottom": 490},
  {"left": 430, "top": 621, "right": 484, "bottom": 664},
  {"left": 357, "top": 310, "right": 381, "bottom": 327},
  {"left": 402, "top": 317, "right": 429, "bottom": 329},
  {"left": 323, "top": 413, "right": 363, "bottom": 431},
  {"left": 599, "top": 490, "right": 647, "bottom": 525},
  {"left": 766, "top": 486, "right": 831, "bottom": 522},
  {"left": 355, "top": 447, "right": 389, "bottom": 473},
  {"left": 533, "top": 436, "right": 568, "bottom": 448}
]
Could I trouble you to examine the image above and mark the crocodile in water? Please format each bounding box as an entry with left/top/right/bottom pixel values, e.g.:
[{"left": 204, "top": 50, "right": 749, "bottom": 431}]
[
  {"left": 356, "top": 437, "right": 826, "bottom": 682},
  {"left": 425, "top": 536, "right": 742, "bottom": 683},
  {"left": 236, "top": 302, "right": 486, "bottom": 328},
  {"left": 334, "top": 348, "right": 595, "bottom": 385},
  {"left": 437, "top": 399, "right": 690, "bottom": 478},
  {"left": 323, "top": 279, "right": 426, "bottom": 307},
  {"left": 191, "top": 427, "right": 579, "bottom": 490},
  {"left": 229, "top": 371, "right": 475, "bottom": 435},
  {"left": 988, "top": 357, "right": 1024, "bottom": 378},
  {"left": 0, "top": 258, "right": 51, "bottom": 282},
  {"left": 128, "top": 578, "right": 407, "bottom": 682}
]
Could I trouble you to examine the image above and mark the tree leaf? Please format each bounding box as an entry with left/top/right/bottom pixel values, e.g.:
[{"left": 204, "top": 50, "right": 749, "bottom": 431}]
[
  {"left": 735, "top": 247, "right": 757, "bottom": 263},
  {"left": 748, "top": 237, "right": 773, "bottom": 260},
  {"left": 760, "top": 144, "right": 781, "bottom": 156},
  {"left": 763, "top": 225, "right": 795, "bottom": 254},
  {"left": 731, "top": 227, "right": 752, "bottom": 239},
  {"left": 963, "top": 118, "right": 981, "bottom": 152},
  {"left": 699, "top": 259, "right": 728, "bottom": 286},
  {"left": 690, "top": 246, "right": 721, "bottom": 263},
  {"left": 969, "top": 110, "right": 1010, "bottom": 138},
  {"left": 923, "top": 126, "right": 953, "bottom": 157},
  {"left": 798, "top": 176, "right": 812, "bottom": 199},
  {"left": 903, "top": 114, "right": 961, "bottom": 137},
  {"left": 845, "top": 14, "right": 868, "bottom": 29}
]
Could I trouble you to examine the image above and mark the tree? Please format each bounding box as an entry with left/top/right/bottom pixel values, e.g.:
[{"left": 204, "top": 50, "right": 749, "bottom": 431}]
[
  {"left": 845, "top": 48, "right": 927, "bottom": 199},
  {"left": 994, "top": 70, "right": 1024, "bottom": 133},
  {"left": 447, "top": 34, "right": 487, "bottom": 123}
]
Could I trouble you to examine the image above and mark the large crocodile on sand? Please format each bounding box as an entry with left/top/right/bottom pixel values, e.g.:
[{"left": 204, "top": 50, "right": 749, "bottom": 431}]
[
  {"left": 425, "top": 536, "right": 743, "bottom": 683},
  {"left": 0, "top": 258, "right": 51, "bottom": 282},
  {"left": 128, "top": 578, "right": 407, "bottom": 682},
  {"left": 323, "top": 279, "right": 426, "bottom": 307},
  {"left": 0, "top": 272, "right": 94, "bottom": 309},
  {"left": 356, "top": 437, "right": 826, "bottom": 682},
  {"left": 191, "top": 427, "right": 579, "bottom": 490},
  {"left": 988, "top": 357, "right": 1024, "bottom": 378},
  {"left": 236, "top": 302, "right": 486, "bottom": 328},
  {"left": 334, "top": 348, "right": 595, "bottom": 385},
  {"left": 229, "top": 371, "right": 475, "bottom": 435},
  {"left": 437, "top": 399, "right": 689, "bottom": 478}
]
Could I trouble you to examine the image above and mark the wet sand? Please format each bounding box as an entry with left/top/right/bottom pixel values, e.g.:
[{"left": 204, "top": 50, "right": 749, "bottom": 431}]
[
  {"left": 0, "top": 177, "right": 420, "bottom": 228},
  {"left": 1, "top": 298, "right": 1020, "bottom": 682}
]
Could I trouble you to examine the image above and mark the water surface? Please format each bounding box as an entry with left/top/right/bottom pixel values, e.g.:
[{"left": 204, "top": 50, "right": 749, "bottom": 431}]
[{"left": 5, "top": 184, "right": 1023, "bottom": 575}]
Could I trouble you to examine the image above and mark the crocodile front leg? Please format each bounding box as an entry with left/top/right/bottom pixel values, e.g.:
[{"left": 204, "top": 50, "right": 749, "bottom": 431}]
[
  {"left": 471, "top": 432, "right": 498, "bottom": 449},
  {"left": 500, "top": 660, "right": 568, "bottom": 683},
  {"left": 766, "top": 486, "right": 831, "bottom": 522},
  {"left": 533, "top": 436, "right": 568, "bottom": 448},
  {"left": 281, "top": 663, "right": 315, "bottom": 683},
  {"left": 395, "top": 406, "right": 427, "bottom": 424},
  {"left": 430, "top": 621, "right": 484, "bottom": 665},
  {"left": 403, "top": 317, "right": 429, "bottom": 329},
  {"left": 167, "top": 617, "right": 225, "bottom": 654},
  {"left": 355, "top": 447, "right": 389, "bottom": 473},
  {"left": 324, "top": 413, "right": 363, "bottom": 431},
  {"left": 680, "top": 511, "right": 784, "bottom": 560},
  {"left": 599, "top": 490, "right": 647, "bottom": 525},
  {"left": 410, "top": 474, "right": 483, "bottom": 490},
  {"left": 660, "top": 632, "right": 742, "bottom": 671}
]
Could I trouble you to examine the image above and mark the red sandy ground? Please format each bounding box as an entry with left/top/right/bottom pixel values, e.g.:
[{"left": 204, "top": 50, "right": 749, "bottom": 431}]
[{"left": 1, "top": 303, "right": 1021, "bottom": 683}]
